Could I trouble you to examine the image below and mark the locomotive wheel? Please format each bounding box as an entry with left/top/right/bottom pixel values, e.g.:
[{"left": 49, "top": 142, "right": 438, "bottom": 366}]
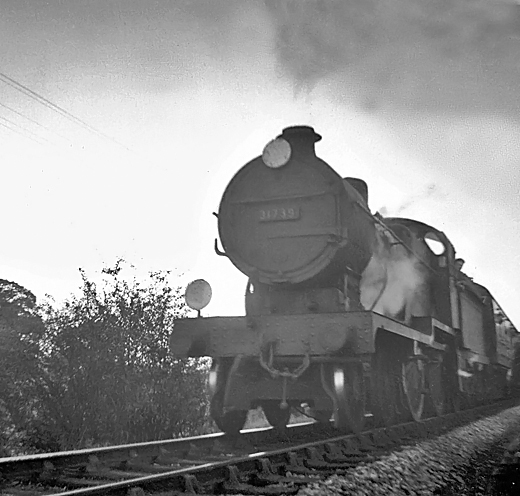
[
  {"left": 210, "top": 390, "right": 247, "bottom": 435},
  {"left": 400, "top": 359, "right": 425, "bottom": 421},
  {"left": 371, "top": 343, "right": 400, "bottom": 427},
  {"left": 262, "top": 401, "right": 291, "bottom": 430},
  {"left": 426, "top": 361, "right": 446, "bottom": 416},
  {"left": 333, "top": 363, "right": 365, "bottom": 433}
]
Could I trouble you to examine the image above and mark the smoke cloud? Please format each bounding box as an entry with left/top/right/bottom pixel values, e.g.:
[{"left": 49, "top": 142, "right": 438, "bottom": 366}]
[{"left": 265, "top": 0, "right": 520, "bottom": 118}]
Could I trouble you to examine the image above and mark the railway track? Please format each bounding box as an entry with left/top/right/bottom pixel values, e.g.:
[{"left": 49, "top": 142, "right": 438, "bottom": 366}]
[
  {"left": 0, "top": 419, "right": 333, "bottom": 495},
  {"left": 0, "top": 401, "right": 515, "bottom": 495}
]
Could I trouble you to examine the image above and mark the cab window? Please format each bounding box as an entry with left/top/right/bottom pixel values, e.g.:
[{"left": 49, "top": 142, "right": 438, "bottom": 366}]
[{"left": 424, "top": 232, "right": 445, "bottom": 255}]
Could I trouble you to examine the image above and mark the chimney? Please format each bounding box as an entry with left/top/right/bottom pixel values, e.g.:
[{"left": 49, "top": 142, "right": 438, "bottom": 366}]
[{"left": 279, "top": 126, "right": 322, "bottom": 157}]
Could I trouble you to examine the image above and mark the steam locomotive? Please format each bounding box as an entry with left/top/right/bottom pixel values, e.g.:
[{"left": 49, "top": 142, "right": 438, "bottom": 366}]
[{"left": 170, "top": 126, "right": 517, "bottom": 434}]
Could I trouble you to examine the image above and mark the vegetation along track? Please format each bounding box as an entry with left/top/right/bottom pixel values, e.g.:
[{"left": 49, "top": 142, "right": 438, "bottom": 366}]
[{"left": 1, "top": 401, "right": 517, "bottom": 495}]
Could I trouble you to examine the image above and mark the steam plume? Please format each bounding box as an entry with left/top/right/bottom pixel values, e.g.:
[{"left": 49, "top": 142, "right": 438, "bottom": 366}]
[
  {"left": 360, "top": 225, "right": 429, "bottom": 322},
  {"left": 378, "top": 183, "right": 439, "bottom": 217}
]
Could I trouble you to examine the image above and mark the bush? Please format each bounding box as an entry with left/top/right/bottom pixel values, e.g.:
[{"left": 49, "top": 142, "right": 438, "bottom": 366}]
[
  {"left": 0, "top": 262, "right": 209, "bottom": 453},
  {"left": 0, "top": 279, "right": 45, "bottom": 455}
]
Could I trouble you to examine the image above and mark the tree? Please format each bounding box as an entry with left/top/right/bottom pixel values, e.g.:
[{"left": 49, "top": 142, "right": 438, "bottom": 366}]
[
  {"left": 0, "top": 279, "right": 45, "bottom": 454},
  {"left": 3, "top": 262, "right": 209, "bottom": 452}
]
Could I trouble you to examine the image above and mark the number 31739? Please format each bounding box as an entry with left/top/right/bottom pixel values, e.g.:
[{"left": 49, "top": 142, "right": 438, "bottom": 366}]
[{"left": 259, "top": 207, "right": 300, "bottom": 222}]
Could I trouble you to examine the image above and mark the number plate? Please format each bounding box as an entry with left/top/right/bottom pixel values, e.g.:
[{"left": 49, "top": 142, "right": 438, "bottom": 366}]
[{"left": 259, "top": 207, "right": 300, "bottom": 222}]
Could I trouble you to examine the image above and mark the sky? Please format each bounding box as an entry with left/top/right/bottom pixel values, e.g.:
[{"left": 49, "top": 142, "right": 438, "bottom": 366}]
[{"left": 1, "top": 0, "right": 520, "bottom": 326}]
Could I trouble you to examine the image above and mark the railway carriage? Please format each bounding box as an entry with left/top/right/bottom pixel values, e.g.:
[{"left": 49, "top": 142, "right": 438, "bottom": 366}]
[{"left": 169, "top": 126, "right": 517, "bottom": 434}]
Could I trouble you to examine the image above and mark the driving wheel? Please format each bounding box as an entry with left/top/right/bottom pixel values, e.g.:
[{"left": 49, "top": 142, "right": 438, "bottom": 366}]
[{"left": 333, "top": 363, "right": 366, "bottom": 433}]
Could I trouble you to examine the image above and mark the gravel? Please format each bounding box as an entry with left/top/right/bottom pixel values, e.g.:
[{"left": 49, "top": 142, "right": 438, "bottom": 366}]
[{"left": 297, "top": 405, "right": 520, "bottom": 496}]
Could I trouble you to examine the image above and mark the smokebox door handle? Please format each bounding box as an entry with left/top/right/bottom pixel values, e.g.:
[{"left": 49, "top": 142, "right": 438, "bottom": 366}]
[{"left": 214, "top": 238, "right": 228, "bottom": 258}]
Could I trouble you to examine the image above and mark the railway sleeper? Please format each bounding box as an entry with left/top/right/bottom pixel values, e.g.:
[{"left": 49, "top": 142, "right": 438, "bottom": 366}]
[
  {"left": 322, "top": 449, "right": 370, "bottom": 465},
  {"left": 183, "top": 474, "right": 203, "bottom": 494},
  {"left": 370, "top": 428, "right": 399, "bottom": 448},
  {"left": 256, "top": 458, "right": 312, "bottom": 486},
  {"left": 222, "top": 464, "right": 299, "bottom": 495},
  {"left": 284, "top": 451, "right": 323, "bottom": 476},
  {"left": 324, "top": 442, "right": 367, "bottom": 462},
  {"left": 59, "top": 476, "right": 108, "bottom": 487},
  {"left": 351, "top": 433, "right": 381, "bottom": 453}
]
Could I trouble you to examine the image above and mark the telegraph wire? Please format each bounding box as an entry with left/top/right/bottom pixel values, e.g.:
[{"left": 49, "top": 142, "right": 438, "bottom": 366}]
[
  {"left": 0, "top": 115, "right": 49, "bottom": 144},
  {"left": 0, "top": 72, "right": 133, "bottom": 153},
  {"left": 0, "top": 101, "right": 73, "bottom": 144},
  {"left": 0, "top": 120, "right": 45, "bottom": 145},
  {"left": 0, "top": 72, "right": 117, "bottom": 144}
]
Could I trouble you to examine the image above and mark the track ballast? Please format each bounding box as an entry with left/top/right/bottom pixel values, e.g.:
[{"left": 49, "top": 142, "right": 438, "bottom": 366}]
[{"left": 1, "top": 400, "right": 517, "bottom": 495}]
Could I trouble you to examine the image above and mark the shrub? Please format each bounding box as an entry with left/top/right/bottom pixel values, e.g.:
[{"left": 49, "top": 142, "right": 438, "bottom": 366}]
[{"left": 1, "top": 262, "right": 209, "bottom": 453}]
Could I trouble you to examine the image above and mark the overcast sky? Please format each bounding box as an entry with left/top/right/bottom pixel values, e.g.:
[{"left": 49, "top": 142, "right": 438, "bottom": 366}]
[{"left": 1, "top": 0, "right": 520, "bottom": 326}]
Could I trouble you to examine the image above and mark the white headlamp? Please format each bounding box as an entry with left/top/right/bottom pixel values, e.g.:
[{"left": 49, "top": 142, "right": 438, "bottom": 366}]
[{"left": 262, "top": 137, "right": 292, "bottom": 169}]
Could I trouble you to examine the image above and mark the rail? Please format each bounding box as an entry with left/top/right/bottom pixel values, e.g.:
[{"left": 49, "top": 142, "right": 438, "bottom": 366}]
[{"left": 1, "top": 400, "right": 515, "bottom": 495}]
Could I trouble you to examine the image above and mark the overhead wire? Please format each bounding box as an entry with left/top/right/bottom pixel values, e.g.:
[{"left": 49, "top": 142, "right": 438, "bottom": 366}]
[
  {"left": 0, "top": 101, "right": 73, "bottom": 144},
  {"left": 0, "top": 114, "right": 50, "bottom": 144},
  {"left": 0, "top": 119, "right": 45, "bottom": 145},
  {"left": 0, "top": 72, "right": 133, "bottom": 153}
]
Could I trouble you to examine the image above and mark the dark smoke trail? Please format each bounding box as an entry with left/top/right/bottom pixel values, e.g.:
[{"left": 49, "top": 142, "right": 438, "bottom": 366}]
[{"left": 265, "top": 0, "right": 520, "bottom": 118}]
